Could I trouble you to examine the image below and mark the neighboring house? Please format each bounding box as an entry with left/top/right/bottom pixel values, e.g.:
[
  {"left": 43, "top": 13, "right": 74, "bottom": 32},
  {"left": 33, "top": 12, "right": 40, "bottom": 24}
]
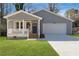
[
  {"left": 71, "top": 14, "right": 79, "bottom": 27},
  {"left": 65, "top": 9, "right": 79, "bottom": 27},
  {"left": 4, "top": 9, "right": 73, "bottom": 38},
  {"left": 66, "top": 9, "right": 78, "bottom": 19},
  {"left": 65, "top": 9, "right": 79, "bottom": 33}
]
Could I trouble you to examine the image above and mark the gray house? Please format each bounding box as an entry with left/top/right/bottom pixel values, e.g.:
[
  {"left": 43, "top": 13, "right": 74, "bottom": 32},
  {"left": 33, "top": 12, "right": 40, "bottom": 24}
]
[{"left": 4, "top": 9, "right": 73, "bottom": 38}]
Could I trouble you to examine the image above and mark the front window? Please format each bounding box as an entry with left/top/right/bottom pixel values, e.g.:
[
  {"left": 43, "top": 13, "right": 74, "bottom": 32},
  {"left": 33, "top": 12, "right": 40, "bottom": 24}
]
[
  {"left": 26, "top": 22, "right": 30, "bottom": 29},
  {"left": 15, "top": 21, "right": 23, "bottom": 29},
  {"left": 15, "top": 22, "right": 19, "bottom": 29}
]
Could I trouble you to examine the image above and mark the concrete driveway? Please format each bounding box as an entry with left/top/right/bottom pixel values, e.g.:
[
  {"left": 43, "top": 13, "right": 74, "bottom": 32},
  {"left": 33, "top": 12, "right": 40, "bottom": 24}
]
[
  {"left": 44, "top": 34, "right": 79, "bottom": 56},
  {"left": 45, "top": 34, "right": 79, "bottom": 41}
]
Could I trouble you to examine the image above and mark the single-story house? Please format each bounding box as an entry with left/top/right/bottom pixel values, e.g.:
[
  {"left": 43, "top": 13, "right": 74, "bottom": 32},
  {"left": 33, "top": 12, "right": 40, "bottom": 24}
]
[{"left": 4, "top": 9, "right": 74, "bottom": 38}]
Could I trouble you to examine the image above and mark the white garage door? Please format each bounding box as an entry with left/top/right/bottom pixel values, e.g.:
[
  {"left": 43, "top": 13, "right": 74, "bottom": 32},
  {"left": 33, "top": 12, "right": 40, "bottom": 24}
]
[{"left": 43, "top": 23, "right": 67, "bottom": 34}]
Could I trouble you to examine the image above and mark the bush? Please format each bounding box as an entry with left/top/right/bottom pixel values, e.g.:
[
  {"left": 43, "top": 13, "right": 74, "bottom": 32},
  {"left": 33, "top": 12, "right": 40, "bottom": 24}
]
[
  {"left": 0, "top": 19, "right": 7, "bottom": 36},
  {"left": 1, "top": 32, "right": 6, "bottom": 36},
  {"left": 40, "top": 34, "right": 45, "bottom": 38}
]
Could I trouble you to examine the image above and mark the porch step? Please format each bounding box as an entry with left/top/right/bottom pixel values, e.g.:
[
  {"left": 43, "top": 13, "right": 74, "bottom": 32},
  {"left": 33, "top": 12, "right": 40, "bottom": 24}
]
[{"left": 29, "top": 32, "right": 38, "bottom": 38}]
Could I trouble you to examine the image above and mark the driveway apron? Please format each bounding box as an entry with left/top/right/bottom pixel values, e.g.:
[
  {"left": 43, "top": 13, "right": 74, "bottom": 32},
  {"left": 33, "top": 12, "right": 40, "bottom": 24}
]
[{"left": 45, "top": 34, "right": 79, "bottom": 56}]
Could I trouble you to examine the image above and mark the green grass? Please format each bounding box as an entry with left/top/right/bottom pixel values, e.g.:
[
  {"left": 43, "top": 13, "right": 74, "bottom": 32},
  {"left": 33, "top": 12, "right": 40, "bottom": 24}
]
[
  {"left": 0, "top": 37, "right": 59, "bottom": 56},
  {"left": 70, "top": 34, "right": 79, "bottom": 37}
]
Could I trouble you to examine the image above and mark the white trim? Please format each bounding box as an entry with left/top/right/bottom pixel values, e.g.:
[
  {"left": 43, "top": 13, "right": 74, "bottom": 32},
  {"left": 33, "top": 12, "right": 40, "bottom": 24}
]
[
  {"left": 38, "top": 20, "right": 40, "bottom": 38},
  {"left": 24, "top": 21, "right": 32, "bottom": 38},
  {"left": 24, "top": 21, "right": 32, "bottom": 32},
  {"left": 14, "top": 20, "right": 25, "bottom": 30},
  {"left": 7, "top": 20, "right": 9, "bottom": 37},
  {"left": 32, "top": 9, "right": 74, "bottom": 22},
  {"left": 14, "top": 21, "right": 20, "bottom": 30},
  {"left": 13, "top": 19, "right": 15, "bottom": 29},
  {"left": 4, "top": 10, "right": 42, "bottom": 20},
  {"left": 23, "top": 20, "right": 25, "bottom": 35},
  {"left": 19, "top": 21, "right": 21, "bottom": 30}
]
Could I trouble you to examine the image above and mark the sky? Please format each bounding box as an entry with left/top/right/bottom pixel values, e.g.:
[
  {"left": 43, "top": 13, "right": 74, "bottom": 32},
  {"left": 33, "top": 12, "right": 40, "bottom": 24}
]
[
  {"left": 30, "top": 3, "right": 79, "bottom": 16},
  {"left": 8, "top": 3, "right": 79, "bottom": 16}
]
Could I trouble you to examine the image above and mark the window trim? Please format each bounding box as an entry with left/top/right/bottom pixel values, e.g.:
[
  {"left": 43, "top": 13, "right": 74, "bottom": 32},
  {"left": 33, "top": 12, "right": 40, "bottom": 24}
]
[
  {"left": 14, "top": 21, "right": 23, "bottom": 29},
  {"left": 25, "top": 21, "right": 32, "bottom": 31},
  {"left": 20, "top": 21, "right": 23, "bottom": 29},
  {"left": 16, "top": 22, "right": 19, "bottom": 29}
]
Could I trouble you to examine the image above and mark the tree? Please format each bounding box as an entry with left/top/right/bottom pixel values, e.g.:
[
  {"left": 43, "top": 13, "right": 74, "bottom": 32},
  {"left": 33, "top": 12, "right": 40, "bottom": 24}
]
[
  {"left": 48, "top": 3, "right": 59, "bottom": 13},
  {"left": 65, "top": 9, "right": 79, "bottom": 27},
  {"left": 65, "top": 8, "right": 78, "bottom": 18},
  {"left": 0, "top": 3, "right": 7, "bottom": 36},
  {"left": 23, "top": 3, "right": 35, "bottom": 12},
  {"left": 14, "top": 3, "right": 24, "bottom": 11},
  {"left": 0, "top": 19, "right": 7, "bottom": 36},
  {"left": 4, "top": 3, "right": 13, "bottom": 15},
  {"left": 14, "top": 3, "right": 37, "bottom": 12},
  {"left": 0, "top": 3, "right": 4, "bottom": 23}
]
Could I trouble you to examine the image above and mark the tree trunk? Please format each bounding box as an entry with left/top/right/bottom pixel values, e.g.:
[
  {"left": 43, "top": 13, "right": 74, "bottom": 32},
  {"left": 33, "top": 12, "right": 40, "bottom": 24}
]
[{"left": 0, "top": 3, "right": 4, "bottom": 24}]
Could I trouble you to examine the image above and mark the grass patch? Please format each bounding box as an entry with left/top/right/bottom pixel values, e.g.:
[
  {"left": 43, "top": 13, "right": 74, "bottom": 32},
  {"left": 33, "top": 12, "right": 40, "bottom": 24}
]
[
  {"left": 0, "top": 37, "right": 59, "bottom": 56},
  {"left": 69, "top": 34, "right": 79, "bottom": 37}
]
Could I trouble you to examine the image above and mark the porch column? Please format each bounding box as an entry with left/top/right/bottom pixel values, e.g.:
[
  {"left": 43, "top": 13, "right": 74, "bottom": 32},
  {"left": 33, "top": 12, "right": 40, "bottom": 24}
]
[
  {"left": 38, "top": 20, "right": 40, "bottom": 38},
  {"left": 7, "top": 20, "right": 9, "bottom": 37},
  {"left": 23, "top": 20, "right": 25, "bottom": 35}
]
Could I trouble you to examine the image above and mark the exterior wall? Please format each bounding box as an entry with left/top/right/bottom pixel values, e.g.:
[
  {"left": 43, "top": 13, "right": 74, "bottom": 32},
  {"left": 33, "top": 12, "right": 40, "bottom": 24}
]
[
  {"left": 33, "top": 10, "right": 72, "bottom": 34},
  {"left": 40, "top": 20, "right": 43, "bottom": 34},
  {"left": 66, "top": 21, "right": 72, "bottom": 34},
  {"left": 8, "top": 20, "right": 14, "bottom": 28}
]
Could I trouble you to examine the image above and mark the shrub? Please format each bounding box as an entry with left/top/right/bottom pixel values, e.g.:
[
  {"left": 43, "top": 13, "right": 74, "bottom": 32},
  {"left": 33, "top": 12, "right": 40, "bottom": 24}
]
[
  {"left": 0, "top": 19, "right": 7, "bottom": 36},
  {"left": 40, "top": 34, "right": 45, "bottom": 38}
]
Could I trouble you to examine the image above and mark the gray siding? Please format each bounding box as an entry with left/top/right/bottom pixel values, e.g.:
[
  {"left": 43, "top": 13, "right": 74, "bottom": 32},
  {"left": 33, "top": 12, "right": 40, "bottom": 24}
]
[
  {"left": 33, "top": 10, "right": 72, "bottom": 34},
  {"left": 8, "top": 20, "right": 14, "bottom": 28},
  {"left": 67, "top": 21, "right": 72, "bottom": 34},
  {"left": 7, "top": 12, "right": 38, "bottom": 20},
  {"left": 40, "top": 20, "right": 43, "bottom": 34}
]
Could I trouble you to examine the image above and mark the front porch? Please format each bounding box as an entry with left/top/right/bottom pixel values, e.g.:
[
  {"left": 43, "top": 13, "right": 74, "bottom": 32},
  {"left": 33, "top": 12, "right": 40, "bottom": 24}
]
[{"left": 7, "top": 20, "right": 41, "bottom": 38}]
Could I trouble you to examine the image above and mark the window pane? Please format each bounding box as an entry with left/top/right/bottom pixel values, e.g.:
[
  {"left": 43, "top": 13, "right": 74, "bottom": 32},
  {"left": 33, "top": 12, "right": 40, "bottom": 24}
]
[
  {"left": 26, "top": 22, "right": 30, "bottom": 29},
  {"left": 16, "top": 22, "right": 19, "bottom": 29},
  {"left": 20, "top": 22, "right": 23, "bottom": 29}
]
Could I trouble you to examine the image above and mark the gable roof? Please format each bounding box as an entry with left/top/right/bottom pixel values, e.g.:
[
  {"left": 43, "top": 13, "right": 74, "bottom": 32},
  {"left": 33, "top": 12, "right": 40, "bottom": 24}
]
[
  {"left": 32, "top": 9, "right": 74, "bottom": 22},
  {"left": 4, "top": 10, "right": 42, "bottom": 20}
]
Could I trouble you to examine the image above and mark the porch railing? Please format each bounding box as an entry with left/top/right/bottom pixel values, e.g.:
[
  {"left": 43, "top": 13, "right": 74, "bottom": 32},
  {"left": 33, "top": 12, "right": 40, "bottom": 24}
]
[{"left": 7, "top": 29, "right": 29, "bottom": 37}]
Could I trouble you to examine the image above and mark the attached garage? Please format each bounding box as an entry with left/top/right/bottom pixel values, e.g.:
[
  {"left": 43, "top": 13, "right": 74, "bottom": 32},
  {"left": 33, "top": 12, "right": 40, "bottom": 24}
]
[
  {"left": 33, "top": 9, "right": 74, "bottom": 35},
  {"left": 43, "top": 23, "right": 67, "bottom": 34}
]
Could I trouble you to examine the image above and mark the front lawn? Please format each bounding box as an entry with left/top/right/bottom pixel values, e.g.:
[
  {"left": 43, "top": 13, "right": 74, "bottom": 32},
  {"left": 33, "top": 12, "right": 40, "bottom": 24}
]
[{"left": 0, "top": 37, "right": 59, "bottom": 56}]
